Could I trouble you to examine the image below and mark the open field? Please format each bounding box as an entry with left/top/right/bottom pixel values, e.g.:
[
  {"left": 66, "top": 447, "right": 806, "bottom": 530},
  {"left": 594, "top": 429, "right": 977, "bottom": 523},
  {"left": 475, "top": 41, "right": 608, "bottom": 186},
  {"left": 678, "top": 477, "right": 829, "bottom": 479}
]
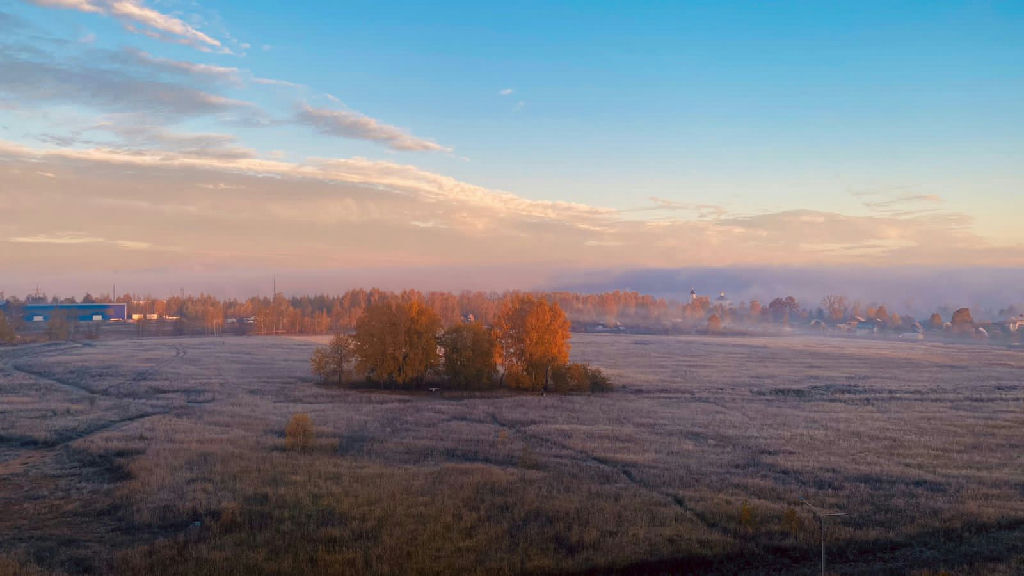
[{"left": 1, "top": 334, "right": 1022, "bottom": 575}]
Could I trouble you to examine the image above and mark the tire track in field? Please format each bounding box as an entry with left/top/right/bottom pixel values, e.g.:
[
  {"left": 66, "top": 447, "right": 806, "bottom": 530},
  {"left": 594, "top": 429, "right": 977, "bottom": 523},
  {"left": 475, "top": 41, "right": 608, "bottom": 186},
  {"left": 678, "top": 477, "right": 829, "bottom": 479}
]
[
  {"left": 126, "top": 343, "right": 187, "bottom": 383},
  {"left": 7, "top": 341, "right": 189, "bottom": 399},
  {"left": 7, "top": 363, "right": 103, "bottom": 398},
  {"left": 485, "top": 411, "right": 738, "bottom": 540},
  {"left": 0, "top": 411, "right": 168, "bottom": 475},
  {"left": 0, "top": 341, "right": 180, "bottom": 468}
]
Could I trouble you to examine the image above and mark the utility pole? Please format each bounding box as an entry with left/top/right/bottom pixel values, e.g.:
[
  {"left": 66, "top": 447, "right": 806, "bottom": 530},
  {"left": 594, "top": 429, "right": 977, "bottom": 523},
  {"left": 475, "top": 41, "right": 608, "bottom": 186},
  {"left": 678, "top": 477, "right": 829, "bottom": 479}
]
[{"left": 800, "top": 498, "right": 846, "bottom": 576}]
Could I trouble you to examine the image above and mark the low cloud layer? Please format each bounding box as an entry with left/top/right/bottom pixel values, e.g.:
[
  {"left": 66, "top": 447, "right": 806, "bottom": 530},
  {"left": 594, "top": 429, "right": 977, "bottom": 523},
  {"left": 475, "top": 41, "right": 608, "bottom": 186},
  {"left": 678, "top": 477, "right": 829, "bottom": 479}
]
[{"left": 1, "top": 138, "right": 1020, "bottom": 289}]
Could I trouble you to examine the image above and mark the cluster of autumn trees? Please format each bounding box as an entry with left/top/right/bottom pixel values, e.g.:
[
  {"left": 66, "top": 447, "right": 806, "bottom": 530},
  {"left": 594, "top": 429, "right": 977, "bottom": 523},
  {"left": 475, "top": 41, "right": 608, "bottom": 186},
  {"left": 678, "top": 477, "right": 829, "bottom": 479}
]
[{"left": 311, "top": 293, "right": 611, "bottom": 393}]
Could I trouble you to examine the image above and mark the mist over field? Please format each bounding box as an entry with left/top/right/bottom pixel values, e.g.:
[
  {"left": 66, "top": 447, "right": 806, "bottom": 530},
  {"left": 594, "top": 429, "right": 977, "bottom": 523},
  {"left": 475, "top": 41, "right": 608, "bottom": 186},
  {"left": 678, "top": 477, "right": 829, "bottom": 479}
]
[
  {"left": 7, "top": 266, "right": 1023, "bottom": 322},
  {"left": 548, "top": 267, "right": 1024, "bottom": 320}
]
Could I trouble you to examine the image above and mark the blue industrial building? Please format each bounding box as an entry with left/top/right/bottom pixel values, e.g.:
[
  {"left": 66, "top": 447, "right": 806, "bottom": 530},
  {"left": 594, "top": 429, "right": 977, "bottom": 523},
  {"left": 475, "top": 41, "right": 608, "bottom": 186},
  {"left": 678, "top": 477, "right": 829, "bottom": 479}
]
[{"left": 5, "top": 302, "right": 129, "bottom": 323}]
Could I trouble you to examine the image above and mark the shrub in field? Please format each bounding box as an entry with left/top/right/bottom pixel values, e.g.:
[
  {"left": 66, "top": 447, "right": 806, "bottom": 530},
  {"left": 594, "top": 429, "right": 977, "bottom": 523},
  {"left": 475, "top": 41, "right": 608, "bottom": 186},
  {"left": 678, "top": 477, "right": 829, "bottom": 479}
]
[
  {"left": 739, "top": 501, "right": 756, "bottom": 531},
  {"left": 285, "top": 413, "right": 315, "bottom": 451},
  {"left": 583, "top": 365, "right": 612, "bottom": 392},
  {"left": 550, "top": 363, "right": 613, "bottom": 393}
]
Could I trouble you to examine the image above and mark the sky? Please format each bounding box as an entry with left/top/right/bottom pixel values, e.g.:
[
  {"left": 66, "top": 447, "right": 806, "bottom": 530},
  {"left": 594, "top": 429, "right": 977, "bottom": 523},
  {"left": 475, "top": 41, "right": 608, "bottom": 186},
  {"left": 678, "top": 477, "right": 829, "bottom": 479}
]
[{"left": 1, "top": 0, "right": 1022, "bottom": 297}]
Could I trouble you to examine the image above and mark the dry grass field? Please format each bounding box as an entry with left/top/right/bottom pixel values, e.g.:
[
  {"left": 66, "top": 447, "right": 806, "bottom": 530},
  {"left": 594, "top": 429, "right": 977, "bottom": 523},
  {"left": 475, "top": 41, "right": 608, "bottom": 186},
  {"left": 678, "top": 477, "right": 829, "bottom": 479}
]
[{"left": 1, "top": 334, "right": 1022, "bottom": 575}]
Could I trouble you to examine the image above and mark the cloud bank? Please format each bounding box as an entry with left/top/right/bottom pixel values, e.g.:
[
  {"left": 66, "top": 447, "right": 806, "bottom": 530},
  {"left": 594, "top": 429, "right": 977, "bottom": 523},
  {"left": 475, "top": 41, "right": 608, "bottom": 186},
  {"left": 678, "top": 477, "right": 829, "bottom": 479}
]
[{"left": 2, "top": 138, "right": 1020, "bottom": 286}]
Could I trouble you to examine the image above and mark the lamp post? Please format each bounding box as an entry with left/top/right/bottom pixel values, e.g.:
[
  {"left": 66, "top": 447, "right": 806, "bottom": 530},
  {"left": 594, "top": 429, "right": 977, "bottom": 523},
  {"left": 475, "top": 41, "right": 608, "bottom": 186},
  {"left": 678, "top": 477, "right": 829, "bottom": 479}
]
[{"left": 800, "top": 497, "right": 846, "bottom": 576}]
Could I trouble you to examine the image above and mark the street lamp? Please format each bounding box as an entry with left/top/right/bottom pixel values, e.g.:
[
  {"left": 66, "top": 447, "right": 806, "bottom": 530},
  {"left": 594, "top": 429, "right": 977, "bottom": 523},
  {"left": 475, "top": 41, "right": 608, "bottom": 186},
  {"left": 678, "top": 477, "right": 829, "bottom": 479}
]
[{"left": 800, "top": 497, "right": 846, "bottom": 576}]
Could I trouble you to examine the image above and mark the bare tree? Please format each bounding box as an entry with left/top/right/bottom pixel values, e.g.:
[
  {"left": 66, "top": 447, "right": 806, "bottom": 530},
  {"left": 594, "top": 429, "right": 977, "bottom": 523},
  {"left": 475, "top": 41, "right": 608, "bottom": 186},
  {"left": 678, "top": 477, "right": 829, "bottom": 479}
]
[{"left": 821, "top": 294, "right": 848, "bottom": 324}]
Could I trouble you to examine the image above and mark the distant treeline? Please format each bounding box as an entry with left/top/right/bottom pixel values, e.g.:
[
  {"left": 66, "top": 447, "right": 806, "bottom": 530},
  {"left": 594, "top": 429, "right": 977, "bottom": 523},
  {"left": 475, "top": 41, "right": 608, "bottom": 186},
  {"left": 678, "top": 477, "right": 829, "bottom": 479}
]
[{"left": 1, "top": 288, "right": 1021, "bottom": 341}]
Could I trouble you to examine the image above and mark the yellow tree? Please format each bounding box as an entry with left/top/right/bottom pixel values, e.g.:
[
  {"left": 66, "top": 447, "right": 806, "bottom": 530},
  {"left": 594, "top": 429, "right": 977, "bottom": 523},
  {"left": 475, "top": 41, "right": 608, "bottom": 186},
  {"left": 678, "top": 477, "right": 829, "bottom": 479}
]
[
  {"left": 494, "top": 294, "right": 571, "bottom": 391},
  {"left": 353, "top": 298, "right": 441, "bottom": 388}
]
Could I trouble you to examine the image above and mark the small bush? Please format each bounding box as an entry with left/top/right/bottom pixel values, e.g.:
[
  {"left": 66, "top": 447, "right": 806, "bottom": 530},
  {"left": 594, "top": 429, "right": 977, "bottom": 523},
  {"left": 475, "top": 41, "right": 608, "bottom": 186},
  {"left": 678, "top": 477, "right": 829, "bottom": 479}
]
[
  {"left": 739, "top": 501, "right": 756, "bottom": 531},
  {"left": 585, "top": 365, "right": 612, "bottom": 392},
  {"left": 285, "top": 413, "right": 315, "bottom": 451},
  {"left": 550, "top": 363, "right": 613, "bottom": 393}
]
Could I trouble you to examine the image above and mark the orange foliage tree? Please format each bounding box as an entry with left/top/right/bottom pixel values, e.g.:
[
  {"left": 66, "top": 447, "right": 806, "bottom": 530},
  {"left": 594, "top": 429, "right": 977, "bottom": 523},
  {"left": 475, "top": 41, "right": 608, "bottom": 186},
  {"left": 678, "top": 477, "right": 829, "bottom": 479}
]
[
  {"left": 353, "top": 296, "right": 441, "bottom": 388},
  {"left": 494, "top": 295, "right": 571, "bottom": 391}
]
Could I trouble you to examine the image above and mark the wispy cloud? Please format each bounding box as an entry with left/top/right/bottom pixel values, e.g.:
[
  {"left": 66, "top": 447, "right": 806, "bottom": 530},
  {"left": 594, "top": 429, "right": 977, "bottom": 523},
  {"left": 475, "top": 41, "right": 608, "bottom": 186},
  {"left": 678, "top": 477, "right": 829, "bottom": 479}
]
[
  {"left": 498, "top": 88, "right": 513, "bottom": 96},
  {"left": 251, "top": 76, "right": 304, "bottom": 89},
  {"left": 118, "top": 48, "right": 241, "bottom": 84},
  {"left": 27, "top": 0, "right": 225, "bottom": 51},
  {"left": 0, "top": 54, "right": 255, "bottom": 119},
  {"left": 862, "top": 193, "right": 943, "bottom": 211},
  {"left": 91, "top": 119, "right": 257, "bottom": 159},
  {"left": 9, "top": 232, "right": 151, "bottom": 250},
  {"left": 296, "top": 104, "right": 450, "bottom": 152},
  {"left": 626, "top": 197, "right": 728, "bottom": 219}
]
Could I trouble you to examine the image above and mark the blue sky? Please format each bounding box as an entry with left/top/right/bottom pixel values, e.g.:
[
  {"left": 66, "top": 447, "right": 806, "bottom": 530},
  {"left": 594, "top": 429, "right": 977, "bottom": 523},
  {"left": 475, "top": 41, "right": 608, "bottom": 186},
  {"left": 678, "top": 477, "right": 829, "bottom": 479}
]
[{"left": 0, "top": 0, "right": 1022, "bottom": 294}]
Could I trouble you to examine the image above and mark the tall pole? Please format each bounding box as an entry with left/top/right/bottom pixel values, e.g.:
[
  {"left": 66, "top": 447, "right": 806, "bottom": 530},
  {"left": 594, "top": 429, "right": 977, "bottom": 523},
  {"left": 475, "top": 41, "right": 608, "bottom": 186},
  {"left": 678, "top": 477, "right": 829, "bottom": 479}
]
[
  {"left": 820, "top": 516, "right": 825, "bottom": 576},
  {"left": 801, "top": 498, "right": 845, "bottom": 576}
]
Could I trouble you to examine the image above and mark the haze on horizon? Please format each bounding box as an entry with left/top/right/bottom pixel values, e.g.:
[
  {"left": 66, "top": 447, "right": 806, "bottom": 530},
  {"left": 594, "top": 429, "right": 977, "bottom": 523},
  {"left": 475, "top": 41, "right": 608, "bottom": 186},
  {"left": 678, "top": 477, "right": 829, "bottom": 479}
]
[{"left": 1, "top": 1, "right": 1022, "bottom": 298}]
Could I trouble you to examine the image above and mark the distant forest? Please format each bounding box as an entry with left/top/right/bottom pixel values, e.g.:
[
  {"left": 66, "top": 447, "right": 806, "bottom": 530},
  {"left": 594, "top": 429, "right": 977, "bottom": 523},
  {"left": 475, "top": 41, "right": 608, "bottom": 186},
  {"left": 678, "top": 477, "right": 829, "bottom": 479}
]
[{"left": 2, "top": 288, "right": 1022, "bottom": 341}]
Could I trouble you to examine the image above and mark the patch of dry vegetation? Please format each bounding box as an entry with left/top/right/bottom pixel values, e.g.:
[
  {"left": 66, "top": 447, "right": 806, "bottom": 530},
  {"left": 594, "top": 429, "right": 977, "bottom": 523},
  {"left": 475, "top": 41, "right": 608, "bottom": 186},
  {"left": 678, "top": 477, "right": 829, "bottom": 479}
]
[
  {"left": 285, "top": 413, "right": 315, "bottom": 451},
  {"left": 0, "top": 334, "right": 1021, "bottom": 575}
]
